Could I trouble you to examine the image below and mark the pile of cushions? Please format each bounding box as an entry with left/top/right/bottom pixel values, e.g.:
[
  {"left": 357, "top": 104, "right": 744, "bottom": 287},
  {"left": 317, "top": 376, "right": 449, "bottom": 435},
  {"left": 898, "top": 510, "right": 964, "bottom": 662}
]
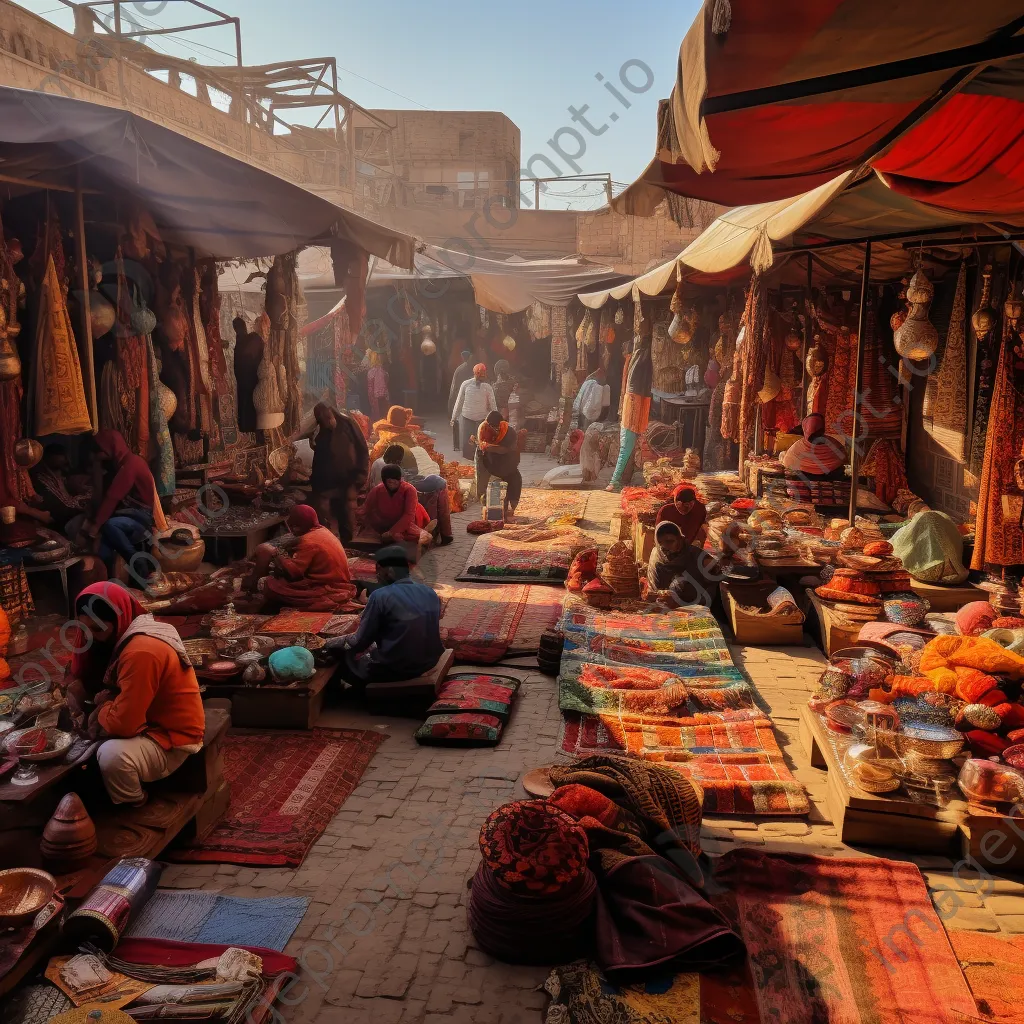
[{"left": 414, "top": 673, "right": 521, "bottom": 746}]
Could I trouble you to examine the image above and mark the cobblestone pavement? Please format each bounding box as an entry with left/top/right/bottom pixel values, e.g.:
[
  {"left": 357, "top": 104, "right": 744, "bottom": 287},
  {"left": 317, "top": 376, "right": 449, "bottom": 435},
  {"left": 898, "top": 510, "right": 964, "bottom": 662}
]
[{"left": 157, "top": 419, "right": 1020, "bottom": 1023}]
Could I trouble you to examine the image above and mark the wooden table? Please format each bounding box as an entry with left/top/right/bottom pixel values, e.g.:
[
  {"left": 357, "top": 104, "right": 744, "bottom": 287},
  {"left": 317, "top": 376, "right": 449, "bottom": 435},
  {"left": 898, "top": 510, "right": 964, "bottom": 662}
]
[
  {"left": 799, "top": 705, "right": 966, "bottom": 851},
  {"left": 203, "top": 664, "right": 337, "bottom": 730},
  {"left": 200, "top": 513, "right": 286, "bottom": 562},
  {"left": 24, "top": 556, "right": 84, "bottom": 619}
]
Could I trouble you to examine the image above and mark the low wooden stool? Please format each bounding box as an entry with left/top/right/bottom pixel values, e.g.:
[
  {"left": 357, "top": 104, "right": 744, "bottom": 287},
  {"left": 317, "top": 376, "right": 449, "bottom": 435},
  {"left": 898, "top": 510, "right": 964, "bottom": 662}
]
[{"left": 365, "top": 648, "right": 455, "bottom": 716}]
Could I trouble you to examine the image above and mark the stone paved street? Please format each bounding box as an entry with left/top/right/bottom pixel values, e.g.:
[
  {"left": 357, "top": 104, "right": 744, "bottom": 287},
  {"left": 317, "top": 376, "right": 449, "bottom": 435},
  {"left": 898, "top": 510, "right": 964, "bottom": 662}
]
[{"left": 156, "top": 421, "right": 1021, "bottom": 1024}]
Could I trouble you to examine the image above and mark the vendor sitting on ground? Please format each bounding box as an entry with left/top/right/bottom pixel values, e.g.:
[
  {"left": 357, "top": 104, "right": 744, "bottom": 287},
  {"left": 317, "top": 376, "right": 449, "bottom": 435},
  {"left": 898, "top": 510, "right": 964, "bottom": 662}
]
[
  {"left": 475, "top": 411, "right": 523, "bottom": 523},
  {"left": 326, "top": 545, "right": 443, "bottom": 688},
  {"left": 246, "top": 504, "right": 357, "bottom": 610},
  {"left": 656, "top": 485, "right": 708, "bottom": 548},
  {"left": 29, "top": 443, "right": 91, "bottom": 538},
  {"left": 66, "top": 582, "right": 204, "bottom": 807},
  {"left": 361, "top": 465, "right": 433, "bottom": 546},
  {"left": 647, "top": 521, "right": 719, "bottom": 609},
  {"left": 782, "top": 413, "right": 847, "bottom": 480},
  {"left": 83, "top": 429, "right": 169, "bottom": 578},
  {"left": 369, "top": 444, "right": 454, "bottom": 545}
]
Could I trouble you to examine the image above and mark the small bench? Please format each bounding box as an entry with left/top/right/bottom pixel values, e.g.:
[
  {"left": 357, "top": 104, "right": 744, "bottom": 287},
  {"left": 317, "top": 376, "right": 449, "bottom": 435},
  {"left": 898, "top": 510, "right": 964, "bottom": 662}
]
[{"left": 365, "top": 648, "right": 455, "bottom": 716}]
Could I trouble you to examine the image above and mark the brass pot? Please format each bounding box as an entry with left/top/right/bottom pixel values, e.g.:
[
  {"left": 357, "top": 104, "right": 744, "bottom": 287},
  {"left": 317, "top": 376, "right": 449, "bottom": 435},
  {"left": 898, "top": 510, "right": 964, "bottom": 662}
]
[
  {"left": 13, "top": 439, "right": 42, "bottom": 469},
  {"left": 0, "top": 332, "right": 20, "bottom": 381}
]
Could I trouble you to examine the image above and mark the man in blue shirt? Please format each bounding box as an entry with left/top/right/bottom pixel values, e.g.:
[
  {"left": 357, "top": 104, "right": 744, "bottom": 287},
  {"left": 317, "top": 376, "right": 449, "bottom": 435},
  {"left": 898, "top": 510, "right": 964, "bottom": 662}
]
[{"left": 326, "top": 545, "right": 444, "bottom": 688}]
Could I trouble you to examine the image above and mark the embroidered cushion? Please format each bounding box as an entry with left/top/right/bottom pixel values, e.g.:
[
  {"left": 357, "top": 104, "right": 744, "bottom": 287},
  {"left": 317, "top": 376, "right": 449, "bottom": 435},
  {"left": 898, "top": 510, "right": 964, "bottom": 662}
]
[{"left": 415, "top": 713, "right": 503, "bottom": 747}]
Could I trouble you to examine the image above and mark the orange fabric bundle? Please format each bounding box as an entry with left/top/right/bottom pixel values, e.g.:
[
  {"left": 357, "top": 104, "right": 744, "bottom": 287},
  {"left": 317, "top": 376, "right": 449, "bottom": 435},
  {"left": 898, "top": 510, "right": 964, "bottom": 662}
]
[
  {"left": 478, "top": 420, "right": 509, "bottom": 449},
  {"left": 920, "top": 636, "right": 1024, "bottom": 692},
  {"left": 889, "top": 675, "right": 936, "bottom": 697},
  {"left": 954, "top": 668, "right": 1000, "bottom": 704}
]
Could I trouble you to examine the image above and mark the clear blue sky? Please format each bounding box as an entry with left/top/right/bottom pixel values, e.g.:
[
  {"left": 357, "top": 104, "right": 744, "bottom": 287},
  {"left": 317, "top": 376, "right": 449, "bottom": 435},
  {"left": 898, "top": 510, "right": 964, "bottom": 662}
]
[{"left": 20, "top": 0, "right": 700, "bottom": 208}]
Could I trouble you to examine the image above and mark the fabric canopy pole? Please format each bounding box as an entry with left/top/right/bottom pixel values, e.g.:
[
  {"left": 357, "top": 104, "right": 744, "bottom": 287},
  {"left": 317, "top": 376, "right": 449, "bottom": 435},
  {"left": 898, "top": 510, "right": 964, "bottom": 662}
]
[{"left": 847, "top": 240, "right": 872, "bottom": 525}]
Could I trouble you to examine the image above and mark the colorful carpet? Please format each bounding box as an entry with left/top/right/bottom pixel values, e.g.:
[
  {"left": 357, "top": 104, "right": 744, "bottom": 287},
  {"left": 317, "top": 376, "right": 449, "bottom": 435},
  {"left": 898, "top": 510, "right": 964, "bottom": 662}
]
[
  {"left": 349, "top": 555, "right": 378, "bottom": 579},
  {"left": 126, "top": 891, "right": 309, "bottom": 951},
  {"left": 543, "top": 960, "right": 761, "bottom": 1024},
  {"left": 558, "top": 712, "right": 808, "bottom": 816},
  {"left": 459, "top": 524, "right": 589, "bottom": 585},
  {"left": 515, "top": 487, "right": 589, "bottom": 523},
  {"left": 711, "top": 850, "right": 977, "bottom": 1023},
  {"left": 950, "top": 930, "right": 1024, "bottom": 1022},
  {"left": 169, "top": 727, "right": 387, "bottom": 867},
  {"left": 439, "top": 583, "right": 563, "bottom": 663},
  {"left": 261, "top": 609, "right": 336, "bottom": 634}
]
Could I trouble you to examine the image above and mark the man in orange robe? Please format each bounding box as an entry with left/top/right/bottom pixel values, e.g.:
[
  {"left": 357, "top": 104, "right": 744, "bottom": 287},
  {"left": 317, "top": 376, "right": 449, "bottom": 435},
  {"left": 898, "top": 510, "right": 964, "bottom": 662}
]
[
  {"left": 252, "top": 505, "right": 357, "bottom": 611},
  {"left": 72, "top": 582, "right": 205, "bottom": 806}
]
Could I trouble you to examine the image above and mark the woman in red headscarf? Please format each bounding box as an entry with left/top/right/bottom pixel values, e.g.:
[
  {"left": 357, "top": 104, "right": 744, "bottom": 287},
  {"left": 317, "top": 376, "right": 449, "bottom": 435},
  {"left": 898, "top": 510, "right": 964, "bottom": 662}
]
[
  {"left": 248, "top": 505, "right": 357, "bottom": 611},
  {"left": 656, "top": 485, "right": 708, "bottom": 548},
  {"left": 65, "top": 581, "right": 204, "bottom": 805}
]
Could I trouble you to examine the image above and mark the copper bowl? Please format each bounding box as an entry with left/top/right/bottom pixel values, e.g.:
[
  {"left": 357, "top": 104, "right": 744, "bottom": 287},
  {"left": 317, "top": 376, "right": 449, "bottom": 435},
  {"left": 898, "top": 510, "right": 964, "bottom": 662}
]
[
  {"left": 4, "top": 727, "right": 74, "bottom": 763},
  {"left": 0, "top": 867, "right": 56, "bottom": 927}
]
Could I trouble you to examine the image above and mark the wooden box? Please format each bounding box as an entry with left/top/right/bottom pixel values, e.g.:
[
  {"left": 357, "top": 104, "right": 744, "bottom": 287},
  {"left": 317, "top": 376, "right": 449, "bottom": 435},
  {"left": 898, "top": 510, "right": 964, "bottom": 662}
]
[
  {"left": 228, "top": 665, "right": 335, "bottom": 730},
  {"left": 722, "top": 581, "right": 804, "bottom": 645}
]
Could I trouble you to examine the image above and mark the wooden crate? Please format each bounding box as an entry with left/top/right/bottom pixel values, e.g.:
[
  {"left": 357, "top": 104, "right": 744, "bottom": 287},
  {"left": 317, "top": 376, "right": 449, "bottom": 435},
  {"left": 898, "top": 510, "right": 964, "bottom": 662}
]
[
  {"left": 229, "top": 665, "right": 336, "bottom": 730},
  {"left": 722, "top": 582, "right": 804, "bottom": 645},
  {"left": 631, "top": 519, "right": 656, "bottom": 566},
  {"left": 908, "top": 579, "right": 985, "bottom": 613},
  {"left": 805, "top": 589, "right": 865, "bottom": 657},
  {"left": 799, "top": 705, "right": 965, "bottom": 851}
]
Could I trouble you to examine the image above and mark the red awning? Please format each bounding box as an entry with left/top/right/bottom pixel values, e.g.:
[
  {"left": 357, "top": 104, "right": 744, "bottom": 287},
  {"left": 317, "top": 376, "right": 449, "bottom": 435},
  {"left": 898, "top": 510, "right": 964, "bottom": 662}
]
[{"left": 616, "top": 1, "right": 1024, "bottom": 216}]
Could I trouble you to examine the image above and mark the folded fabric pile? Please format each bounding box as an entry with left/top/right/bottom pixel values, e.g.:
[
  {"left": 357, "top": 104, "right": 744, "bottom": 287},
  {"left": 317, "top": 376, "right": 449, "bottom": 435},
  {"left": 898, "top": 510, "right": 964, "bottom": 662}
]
[
  {"left": 468, "top": 800, "right": 597, "bottom": 964},
  {"left": 414, "top": 673, "right": 521, "bottom": 747}
]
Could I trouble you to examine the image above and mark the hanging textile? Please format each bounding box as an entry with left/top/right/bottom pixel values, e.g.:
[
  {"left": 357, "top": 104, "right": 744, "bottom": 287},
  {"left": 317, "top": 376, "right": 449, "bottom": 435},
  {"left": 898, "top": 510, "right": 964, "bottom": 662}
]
[
  {"left": 147, "top": 335, "right": 175, "bottom": 497},
  {"left": 201, "top": 260, "right": 236, "bottom": 449},
  {"left": 284, "top": 258, "right": 304, "bottom": 435},
  {"left": 0, "top": 225, "right": 32, "bottom": 506},
  {"left": 32, "top": 254, "right": 92, "bottom": 436},
  {"left": 704, "top": 354, "right": 734, "bottom": 472},
  {"left": 970, "top": 314, "right": 1001, "bottom": 478},
  {"left": 551, "top": 306, "right": 569, "bottom": 371},
  {"left": 736, "top": 282, "right": 767, "bottom": 470},
  {"left": 111, "top": 255, "right": 151, "bottom": 458},
  {"left": 858, "top": 296, "right": 904, "bottom": 442},
  {"left": 927, "top": 262, "right": 968, "bottom": 461},
  {"left": 825, "top": 328, "right": 855, "bottom": 436},
  {"left": 972, "top": 318, "right": 1023, "bottom": 569},
  {"left": 344, "top": 249, "right": 368, "bottom": 341}
]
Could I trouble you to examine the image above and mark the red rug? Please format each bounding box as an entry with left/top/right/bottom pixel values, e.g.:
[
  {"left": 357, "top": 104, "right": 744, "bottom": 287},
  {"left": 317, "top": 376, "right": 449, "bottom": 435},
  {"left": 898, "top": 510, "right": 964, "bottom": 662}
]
[
  {"left": 169, "top": 728, "right": 387, "bottom": 867},
  {"left": 712, "top": 850, "right": 977, "bottom": 1023},
  {"left": 439, "top": 583, "right": 563, "bottom": 663},
  {"left": 950, "top": 931, "right": 1024, "bottom": 1022},
  {"left": 261, "top": 609, "right": 335, "bottom": 635}
]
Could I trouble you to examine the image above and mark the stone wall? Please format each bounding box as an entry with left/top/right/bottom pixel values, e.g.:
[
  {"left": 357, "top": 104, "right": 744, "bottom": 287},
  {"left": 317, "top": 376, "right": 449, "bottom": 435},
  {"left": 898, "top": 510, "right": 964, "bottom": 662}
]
[
  {"left": 577, "top": 200, "right": 719, "bottom": 276},
  {"left": 0, "top": 1, "right": 350, "bottom": 201}
]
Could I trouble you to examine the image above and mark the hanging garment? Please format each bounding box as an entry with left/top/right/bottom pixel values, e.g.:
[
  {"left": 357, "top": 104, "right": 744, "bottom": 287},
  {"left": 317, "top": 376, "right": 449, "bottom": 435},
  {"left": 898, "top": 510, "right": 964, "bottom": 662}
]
[
  {"left": 33, "top": 254, "right": 92, "bottom": 435},
  {"left": 972, "top": 319, "right": 1024, "bottom": 569},
  {"left": 927, "top": 262, "right": 969, "bottom": 461},
  {"left": 147, "top": 335, "right": 175, "bottom": 497},
  {"left": 823, "top": 327, "right": 856, "bottom": 437}
]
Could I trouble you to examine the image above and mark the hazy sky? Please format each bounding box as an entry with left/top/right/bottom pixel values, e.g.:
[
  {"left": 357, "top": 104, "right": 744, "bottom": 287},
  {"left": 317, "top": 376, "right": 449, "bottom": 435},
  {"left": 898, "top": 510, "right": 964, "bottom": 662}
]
[{"left": 19, "top": 0, "right": 699, "bottom": 208}]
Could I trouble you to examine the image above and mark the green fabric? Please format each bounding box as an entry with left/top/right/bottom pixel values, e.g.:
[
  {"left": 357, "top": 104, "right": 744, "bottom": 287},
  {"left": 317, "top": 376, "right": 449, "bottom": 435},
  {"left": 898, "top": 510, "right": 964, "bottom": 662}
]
[{"left": 891, "top": 510, "right": 967, "bottom": 585}]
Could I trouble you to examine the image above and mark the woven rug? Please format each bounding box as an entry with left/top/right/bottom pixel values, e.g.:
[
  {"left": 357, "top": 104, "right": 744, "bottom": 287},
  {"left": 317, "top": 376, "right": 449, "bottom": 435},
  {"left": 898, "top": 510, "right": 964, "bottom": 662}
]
[
  {"left": 126, "top": 890, "right": 308, "bottom": 951},
  {"left": 261, "top": 609, "right": 336, "bottom": 634},
  {"left": 711, "top": 850, "right": 976, "bottom": 1023},
  {"left": 558, "top": 713, "right": 808, "bottom": 817},
  {"left": 349, "top": 555, "right": 377, "bottom": 579},
  {"left": 439, "top": 583, "right": 563, "bottom": 663},
  {"left": 459, "top": 524, "right": 588, "bottom": 585},
  {"left": 950, "top": 930, "right": 1024, "bottom": 1022},
  {"left": 543, "top": 960, "right": 761, "bottom": 1024},
  {"left": 169, "top": 727, "right": 387, "bottom": 867},
  {"left": 515, "top": 487, "right": 588, "bottom": 523}
]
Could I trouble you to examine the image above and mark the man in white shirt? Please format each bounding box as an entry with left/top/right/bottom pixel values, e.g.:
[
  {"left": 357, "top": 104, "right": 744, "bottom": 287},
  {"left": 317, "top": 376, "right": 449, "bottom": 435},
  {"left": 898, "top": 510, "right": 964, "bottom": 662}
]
[
  {"left": 451, "top": 363, "right": 497, "bottom": 460},
  {"left": 572, "top": 368, "right": 610, "bottom": 430}
]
